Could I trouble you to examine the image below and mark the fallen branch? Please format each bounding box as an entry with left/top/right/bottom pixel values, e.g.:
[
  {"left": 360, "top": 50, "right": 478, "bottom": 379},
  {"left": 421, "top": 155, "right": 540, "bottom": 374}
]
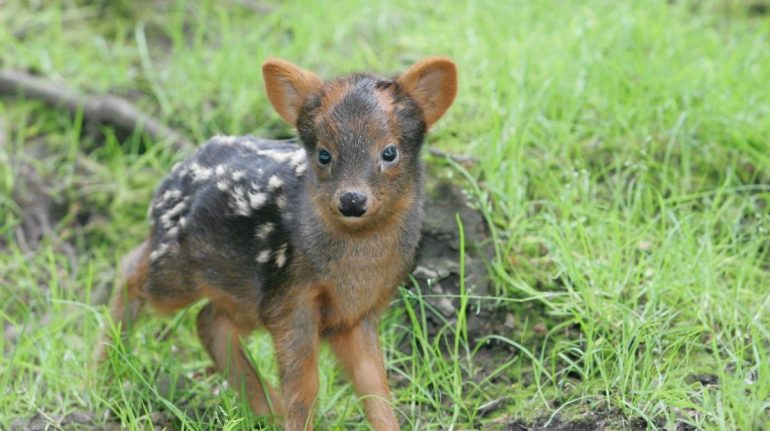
[
  {"left": 0, "top": 70, "right": 477, "bottom": 164},
  {"left": 0, "top": 70, "right": 191, "bottom": 151}
]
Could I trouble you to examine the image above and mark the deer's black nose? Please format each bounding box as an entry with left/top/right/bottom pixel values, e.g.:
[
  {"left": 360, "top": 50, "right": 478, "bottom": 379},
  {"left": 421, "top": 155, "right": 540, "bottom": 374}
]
[{"left": 339, "top": 192, "right": 368, "bottom": 217}]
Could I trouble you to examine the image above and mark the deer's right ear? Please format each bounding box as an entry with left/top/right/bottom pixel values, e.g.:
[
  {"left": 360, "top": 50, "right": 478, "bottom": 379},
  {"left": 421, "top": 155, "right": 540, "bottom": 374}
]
[{"left": 262, "top": 58, "right": 323, "bottom": 125}]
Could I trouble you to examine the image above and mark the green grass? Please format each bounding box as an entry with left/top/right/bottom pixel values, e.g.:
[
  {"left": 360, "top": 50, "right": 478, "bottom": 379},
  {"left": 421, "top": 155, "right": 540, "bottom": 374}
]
[{"left": 2, "top": 0, "right": 769, "bottom": 429}]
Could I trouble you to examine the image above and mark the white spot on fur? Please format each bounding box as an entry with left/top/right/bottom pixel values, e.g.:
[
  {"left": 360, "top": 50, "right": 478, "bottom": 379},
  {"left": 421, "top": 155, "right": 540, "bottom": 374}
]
[
  {"left": 214, "top": 134, "right": 239, "bottom": 145},
  {"left": 154, "top": 188, "right": 183, "bottom": 209},
  {"left": 217, "top": 180, "right": 229, "bottom": 191},
  {"left": 179, "top": 216, "right": 187, "bottom": 228},
  {"left": 255, "top": 222, "right": 274, "bottom": 240},
  {"left": 163, "top": 189, "right": 182, "bottom": 201},
  {"left": 289, "top": 150, "right": 306, "bottom": 167},
  {"left": 231, "top": 186, "right": 251, "bottom": 216},
  {"left": 256, "top": 249, "right": 271, "bottom": 263},
  {"left": 275, "top": 195, "right": 287, "bottom": 210},
  {"left": 257, "top": 148, "right": 305, "bottom": 165},
  {"left": 166, "top": 226, "right": 180, "bottom": 238},
  {"left": 160, "top": 199, "right": 188, "bottom": 230},
  {"left": 231, "top": 170, "right": 246, "bottom": 181},
  {"left": 268, "top": 175, "right": 284, "bottom": 190},
  {"left": 256, "top": 149, "right": 290, "bottom": 161},
  {"left": 215, "top": 165, "right": 226, "bottom": 177},
  {"left": 275, "top": 244, "right": 288, "bottom": 268},
  {"left": 176, "top": 164, "right": 190, "bottom": 178},
  {"left": 150, "top": 243, "right": 170, "bottom": 262},
  {"left": 295, "top": 161, "right": 307, "bottom": 176},
  {"left": 249, "top": 191, "right": 268, "bottom": 209},
  {"left": 190, "top": 163, "right": 212, "bottom": 182}
]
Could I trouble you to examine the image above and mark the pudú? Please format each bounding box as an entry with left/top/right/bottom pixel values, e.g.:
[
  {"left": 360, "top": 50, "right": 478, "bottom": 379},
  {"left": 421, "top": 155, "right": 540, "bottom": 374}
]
[{"left": 96, "top": 56, "right": 457, "bottom": 431}]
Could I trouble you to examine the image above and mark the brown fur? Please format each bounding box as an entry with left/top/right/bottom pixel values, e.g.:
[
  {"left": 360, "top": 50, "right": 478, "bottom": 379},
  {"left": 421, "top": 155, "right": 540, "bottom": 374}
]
[
  {"left": 328, "top": 318, "right": 398, "bottom": 430},
  {"left": 96, "top": 57, "right": 458, "bottom": 431},
  {"left": 263, "top": 58, "right": 323, "bottom": 125},
  {"left": 398, "top": 56, "right": 458, "bottom": 127},
  {"left": 197, "top": 302, "right": 281, "bottom": 415},
  {"left": 319, "top": 79, "right": 354, "bottom": 115}
]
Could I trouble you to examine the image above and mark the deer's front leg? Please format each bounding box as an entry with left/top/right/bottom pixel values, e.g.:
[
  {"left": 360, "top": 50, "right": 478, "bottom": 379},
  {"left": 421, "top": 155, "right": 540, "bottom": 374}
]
[
  {"left": 328, "top": 316, "right": 399, "bottom": 431},
  {"left": 268, "top": 298, "right": 320, "bottom": 431}
]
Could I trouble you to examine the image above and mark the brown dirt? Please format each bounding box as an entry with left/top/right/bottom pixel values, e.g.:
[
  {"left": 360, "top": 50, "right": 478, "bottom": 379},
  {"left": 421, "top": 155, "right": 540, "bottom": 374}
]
[
  {"left": 498, "top": 408, "right": 650, "bottom": 431},
  {"left": 410, "top": 176, "right": 515, "bottom": 352},
  {"left": 9, "top": 411, "right": 121, "bottom": 431}
]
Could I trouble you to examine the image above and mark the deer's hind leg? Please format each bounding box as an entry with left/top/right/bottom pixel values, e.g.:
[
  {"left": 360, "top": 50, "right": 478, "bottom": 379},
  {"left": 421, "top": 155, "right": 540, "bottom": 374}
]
[
  {"left": 95, "top": 240, "right": 200, "bottom": 363},
  {"left": 94, "top": 241, "right": 151, "bottom": 363}
]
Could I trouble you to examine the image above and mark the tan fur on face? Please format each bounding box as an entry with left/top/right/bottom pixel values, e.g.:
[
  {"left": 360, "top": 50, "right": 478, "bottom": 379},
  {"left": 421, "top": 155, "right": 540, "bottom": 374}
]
[
  {"left": 308, "top": 83, "right": 407, "bottom": 232},
  {"left": 373, "top": 87, "right": 400, "bottom": 140},
  {"left": 307, "top": 179, "right": 416, "bottom": 237},
  {"left": 320, "top": 80, "right": 354, "bottom": 114}
]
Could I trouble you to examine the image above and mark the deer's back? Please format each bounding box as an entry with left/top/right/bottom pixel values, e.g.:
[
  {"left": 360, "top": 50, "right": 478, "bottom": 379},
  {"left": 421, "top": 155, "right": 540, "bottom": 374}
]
[{"left": 145, "top": 136, "right": 307, "bottom": 311}]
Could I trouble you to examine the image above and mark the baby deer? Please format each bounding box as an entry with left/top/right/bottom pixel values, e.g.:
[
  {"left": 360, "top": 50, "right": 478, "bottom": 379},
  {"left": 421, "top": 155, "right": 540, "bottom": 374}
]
[{"left": 96, "top": 57, "right": 457, "bottom": 430}]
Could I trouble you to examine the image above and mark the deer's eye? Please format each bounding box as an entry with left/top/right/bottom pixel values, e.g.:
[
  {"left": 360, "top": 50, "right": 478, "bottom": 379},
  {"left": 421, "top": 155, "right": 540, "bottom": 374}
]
[
  {"left": 381, "top": 146, "right": 398, "bottom": 163},
  {"left": 318, "top": 149, "right": 332, "bottom": 165}
]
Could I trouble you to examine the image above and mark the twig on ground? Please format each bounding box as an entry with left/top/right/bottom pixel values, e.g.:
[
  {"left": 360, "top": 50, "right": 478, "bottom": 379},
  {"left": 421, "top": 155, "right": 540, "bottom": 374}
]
[
  {"left": 428, "top": 147, "right": 479, "bottom": 167},
  {"left": 477, "top": 397, "right": 506, "bottom": 416},
  {"left": 0, "top": 69, "right": 191, "bottom": 151}
]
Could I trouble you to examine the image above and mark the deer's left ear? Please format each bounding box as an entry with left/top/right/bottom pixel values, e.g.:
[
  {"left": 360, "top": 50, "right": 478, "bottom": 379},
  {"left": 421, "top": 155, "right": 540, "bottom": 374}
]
[
  {"left": 262, "top": 58, "right": 323, "bottom": 126},
  {"left": 398, "top": 56, "right": 458, "bottom": 128}
]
